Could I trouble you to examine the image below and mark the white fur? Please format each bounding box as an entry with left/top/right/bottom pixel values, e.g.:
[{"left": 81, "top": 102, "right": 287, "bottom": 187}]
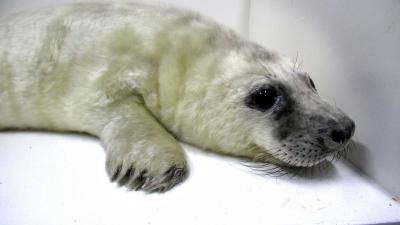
[{"left": 0, "top": 2, "right": 353, "bottom": 191}]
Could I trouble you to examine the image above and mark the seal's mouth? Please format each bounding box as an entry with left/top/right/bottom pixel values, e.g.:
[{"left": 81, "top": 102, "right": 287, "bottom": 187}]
[
  {"left": 264, "top": 117, "right": 355, "bottom": 167},
  {"left": 255, "top": 140, "right": 351, "bottom": 168}
]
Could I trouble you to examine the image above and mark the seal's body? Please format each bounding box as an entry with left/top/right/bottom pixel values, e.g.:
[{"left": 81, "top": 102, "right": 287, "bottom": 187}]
[{"left": 0, "top": 3, "right": 355, "bottom": 192}]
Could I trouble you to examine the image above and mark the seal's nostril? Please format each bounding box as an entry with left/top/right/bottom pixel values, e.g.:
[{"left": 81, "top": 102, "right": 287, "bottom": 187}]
[
  {"left": 345, "top": 119, "right": 355, "bottom": 139},
  {"left": 330, "top": 130, "right": 346, "bottom": 143},
  {"left": 346, "top": 125, "right": 354, "bottom": 139},
  {"left": 350, "top": 120, "right": 356, "bottom": 134}
]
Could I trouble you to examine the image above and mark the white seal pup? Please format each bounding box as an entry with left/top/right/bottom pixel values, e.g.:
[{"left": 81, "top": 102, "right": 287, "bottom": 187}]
[{"left": 0, "top": 2, "right": 355, "bottom": 192}]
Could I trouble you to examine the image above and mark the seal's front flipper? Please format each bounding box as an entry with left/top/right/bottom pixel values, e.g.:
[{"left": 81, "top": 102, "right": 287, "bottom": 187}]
[{"left": 100, "top": 103, "right": 188, "bottom": 193}]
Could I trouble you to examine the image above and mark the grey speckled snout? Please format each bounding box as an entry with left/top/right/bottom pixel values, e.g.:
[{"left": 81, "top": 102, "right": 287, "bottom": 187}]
[
  {"left": 271, "top": 84, "right": 356, "bottom": 167},
  {"left": 314, "top": 115, "right": 355, "bottom": 150}
]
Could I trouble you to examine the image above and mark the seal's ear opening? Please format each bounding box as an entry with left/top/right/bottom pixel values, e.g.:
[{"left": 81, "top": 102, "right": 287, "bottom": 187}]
[
  {"left": 298, "top": 72, "right": 317, "bottom": 91},
  {"left": 308, "top": 77, "right": 317, "bottom": 91},
  {"left": 308, "top": 77, "right": 317, "bottom": 90}
]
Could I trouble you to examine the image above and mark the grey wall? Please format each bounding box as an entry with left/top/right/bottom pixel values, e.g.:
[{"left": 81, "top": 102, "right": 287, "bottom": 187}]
[{"left": 249, "top": 0, "right": 400, "bottom": 196}]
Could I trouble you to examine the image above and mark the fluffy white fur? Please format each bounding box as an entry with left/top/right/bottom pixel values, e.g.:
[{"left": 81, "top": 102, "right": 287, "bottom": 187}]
[{"left": 0, "top": 2, "right": 354, "bottom": 192}]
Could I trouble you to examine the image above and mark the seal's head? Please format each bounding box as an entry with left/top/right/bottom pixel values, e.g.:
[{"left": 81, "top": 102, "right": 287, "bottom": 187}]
[
  {"left": 243, "top": 67, "right": 355, "bottom": 167},
  {"left": 236, "top": 46, "right": 354, "bottom": 167},
  {"left": 187, "top": 42, "right": 355, "bottom": 168}
]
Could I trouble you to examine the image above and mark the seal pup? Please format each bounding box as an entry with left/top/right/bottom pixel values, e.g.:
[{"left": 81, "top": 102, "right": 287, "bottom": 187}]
[{"left": 0, "top": 2, "right": 355, "bottom": 192}]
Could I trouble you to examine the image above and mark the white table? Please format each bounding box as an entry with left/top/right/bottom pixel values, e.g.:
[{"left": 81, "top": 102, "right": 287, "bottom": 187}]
[{"left": 1, "top": 132, "right": 399, "bottom": 225}]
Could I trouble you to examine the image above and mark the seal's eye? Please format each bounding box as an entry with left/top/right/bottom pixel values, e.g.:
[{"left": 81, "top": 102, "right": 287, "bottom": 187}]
[
  {"left": 246, "top": 87, "right": 279, "bottom": 112},
  {"left": 309, "top": 77, "right": 317, "bottom": 90}
]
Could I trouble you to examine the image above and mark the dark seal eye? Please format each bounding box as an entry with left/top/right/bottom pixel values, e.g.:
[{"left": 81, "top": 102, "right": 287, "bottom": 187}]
[{"left": 246, "top": 87, "right": 279, "bottom": 112}]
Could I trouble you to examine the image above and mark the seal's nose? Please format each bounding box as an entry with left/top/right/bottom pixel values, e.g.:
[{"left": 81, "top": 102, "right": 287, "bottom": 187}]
[{"left": 330, "top": 119, "right": 355, "bottom": 144}]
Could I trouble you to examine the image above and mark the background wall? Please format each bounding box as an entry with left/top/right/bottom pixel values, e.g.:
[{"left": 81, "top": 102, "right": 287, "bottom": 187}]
[{"left": 249, "top": 0, "right": 400, "bottom": 196}]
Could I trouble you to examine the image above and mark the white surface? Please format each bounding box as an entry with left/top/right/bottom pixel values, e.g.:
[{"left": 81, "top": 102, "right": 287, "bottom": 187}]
[
  {"left": 1, "top": 132, "right": 400, "bottom": 225},
  {"left": 248, "top": 0, "right": 400, "bottom": 196}
]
